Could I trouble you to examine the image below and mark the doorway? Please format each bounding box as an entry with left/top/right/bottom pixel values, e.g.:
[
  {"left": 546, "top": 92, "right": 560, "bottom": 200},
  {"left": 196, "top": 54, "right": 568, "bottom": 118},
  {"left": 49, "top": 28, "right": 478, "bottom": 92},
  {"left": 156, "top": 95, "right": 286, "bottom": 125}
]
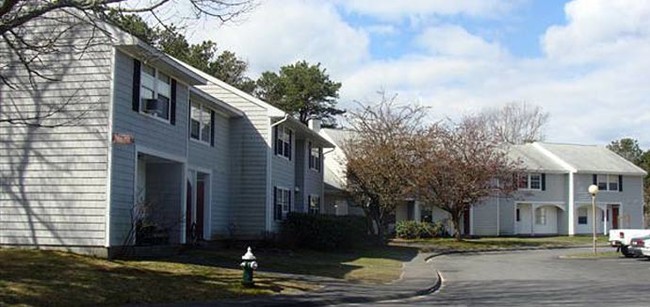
[
  {"left": 611, "top": 205, "right": 620, "bottom": 229},
  {"left": 186, "top": 170, "right": 209, "bottom": 243}
]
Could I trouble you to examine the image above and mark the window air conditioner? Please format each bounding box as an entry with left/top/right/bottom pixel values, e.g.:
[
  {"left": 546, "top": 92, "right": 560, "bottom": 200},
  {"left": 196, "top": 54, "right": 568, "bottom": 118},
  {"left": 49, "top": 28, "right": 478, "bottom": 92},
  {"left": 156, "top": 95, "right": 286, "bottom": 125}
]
[{"left": 145, "top": 98, "right": 162, "bottom": 115}]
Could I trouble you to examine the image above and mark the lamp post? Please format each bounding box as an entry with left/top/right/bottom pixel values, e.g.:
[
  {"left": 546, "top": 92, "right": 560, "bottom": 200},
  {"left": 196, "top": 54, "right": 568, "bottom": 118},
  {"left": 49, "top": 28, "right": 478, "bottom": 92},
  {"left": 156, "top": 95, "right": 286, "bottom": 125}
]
[{"left": 588, "top": 184, "right": 599, "bottom": 255}]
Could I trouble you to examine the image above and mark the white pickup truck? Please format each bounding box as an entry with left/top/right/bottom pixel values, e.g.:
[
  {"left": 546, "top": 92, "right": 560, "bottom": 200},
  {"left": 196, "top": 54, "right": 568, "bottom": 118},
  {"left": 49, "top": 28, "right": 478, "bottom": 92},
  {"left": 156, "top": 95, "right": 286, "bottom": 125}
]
[{"left": 609, "top": 229, "right": 650, "bottom": 257}]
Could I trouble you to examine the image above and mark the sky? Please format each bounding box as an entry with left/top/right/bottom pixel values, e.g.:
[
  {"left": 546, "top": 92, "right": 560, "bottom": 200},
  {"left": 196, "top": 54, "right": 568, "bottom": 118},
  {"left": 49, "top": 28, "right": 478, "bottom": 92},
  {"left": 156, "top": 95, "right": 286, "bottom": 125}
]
[{"left": 172, "top": 0, "right": 650, "bottom": 148}]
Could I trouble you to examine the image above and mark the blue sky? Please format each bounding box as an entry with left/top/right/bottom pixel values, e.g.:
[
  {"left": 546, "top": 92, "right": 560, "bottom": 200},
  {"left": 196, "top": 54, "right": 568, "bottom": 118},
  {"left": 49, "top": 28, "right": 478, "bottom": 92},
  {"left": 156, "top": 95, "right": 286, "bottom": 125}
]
[{"left": 179, "top": 0, "right": 650, "bottom": 148}]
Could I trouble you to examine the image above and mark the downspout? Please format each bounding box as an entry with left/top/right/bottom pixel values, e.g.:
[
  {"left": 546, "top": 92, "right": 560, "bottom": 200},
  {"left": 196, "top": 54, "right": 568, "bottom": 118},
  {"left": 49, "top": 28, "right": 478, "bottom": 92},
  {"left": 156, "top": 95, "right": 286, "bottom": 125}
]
[
  {"left": 266, "top": 114, "right": 290, "bottom": 232},
  {"left": 568, "top": 171, "right": 575, "bottom": 235}
]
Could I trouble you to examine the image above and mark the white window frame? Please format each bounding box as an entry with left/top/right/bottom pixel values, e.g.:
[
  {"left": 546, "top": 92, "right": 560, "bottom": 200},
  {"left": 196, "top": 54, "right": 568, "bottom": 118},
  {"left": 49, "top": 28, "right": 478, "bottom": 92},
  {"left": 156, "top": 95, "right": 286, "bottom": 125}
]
[
  {"left": 518, "top": 173, "right": 542, "bottom": 190},
  {"left": 276, "top": 126, "right": 292, "bottom": 160},
  {"left": 276, "top": 187, "right": 291, "bottom": 217},
  {"left": 535, "top": 207, "right": 546, "bottom": 225},
  {"left": 190, "top": 101, "right": 212, "bottom": 144},
  {"left": 309, "top": 194, "right": 320, "bottom": 214},
  {"left": 140, "top": 64, "right": 171, "bottom": 122},
  {"left": 308, "top": 141, "right": 321, "bottom": 172},
  {"left": 578, "top": 208, "right": 588, "bottom": 224},
  {"left": 597, "top": 174, "right": 619, "bottom": 192}
]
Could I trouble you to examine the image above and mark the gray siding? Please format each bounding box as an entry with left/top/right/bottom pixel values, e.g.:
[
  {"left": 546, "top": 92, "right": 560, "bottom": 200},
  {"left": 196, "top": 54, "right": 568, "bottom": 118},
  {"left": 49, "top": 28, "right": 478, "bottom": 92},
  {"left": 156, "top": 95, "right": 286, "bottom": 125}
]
[
  {"left": 302, "top": 139, "right": 324, "bottom": 213},
  {"left": 109, "top": 50, "right": 191, "bottom": 246},
  {"left": 0, "top": 13, "right": 112, "bottom": 247},
  {"left": 200, "top": 85, "right": 269, "bottom": 237},
  {"left": 271, "top": 123, "right": 295, "bottom": 230},
  {"left": 294, "top": 140, "right": 306, "bottom": 212},
  {"left": 512, "top": 173, "right": 567, "bottom": 203},
  {"left": 187, "top": 95, "right": 232, "bottom": 238},
  {"left": 473, "top": 198, "right": 499, "bottom": 236},
  {"left": 573, "top": 173, "right": 644, "bottom": 229}
]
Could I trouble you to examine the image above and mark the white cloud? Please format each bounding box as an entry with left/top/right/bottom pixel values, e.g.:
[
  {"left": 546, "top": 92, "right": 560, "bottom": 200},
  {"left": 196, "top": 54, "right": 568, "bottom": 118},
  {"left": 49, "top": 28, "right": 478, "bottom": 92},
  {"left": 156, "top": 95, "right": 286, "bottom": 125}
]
[
  {"left": 186, "top": 0, "right": 370, "bottom": 78},
  {"left": 542, "top": 0, "right": 650, "bottom": 63},
  {"left": 336, "top": 0, "right": 523, "bottom": 20},
  {"left": 180, "top": 0, "right": 650, "bottom": 148},
  {"left": 415, "top": 25, "right": 506, "bottom": 59}
]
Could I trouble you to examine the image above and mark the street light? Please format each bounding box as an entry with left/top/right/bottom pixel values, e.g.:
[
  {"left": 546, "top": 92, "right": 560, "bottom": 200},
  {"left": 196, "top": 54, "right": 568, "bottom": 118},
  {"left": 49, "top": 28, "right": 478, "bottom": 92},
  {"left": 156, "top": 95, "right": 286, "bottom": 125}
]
[{"left": 588, "top": 184, "right": 599, "bottom": 255}]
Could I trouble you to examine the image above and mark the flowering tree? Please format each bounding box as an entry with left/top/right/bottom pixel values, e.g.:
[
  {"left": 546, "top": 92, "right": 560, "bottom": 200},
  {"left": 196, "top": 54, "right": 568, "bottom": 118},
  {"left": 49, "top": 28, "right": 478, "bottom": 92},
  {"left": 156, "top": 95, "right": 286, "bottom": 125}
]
[
  {"left": 343, "top": 93, "right": 426, "bottom": 241},
  {"left": 413, "top": 116, "right": 523, "bottom": 240}
]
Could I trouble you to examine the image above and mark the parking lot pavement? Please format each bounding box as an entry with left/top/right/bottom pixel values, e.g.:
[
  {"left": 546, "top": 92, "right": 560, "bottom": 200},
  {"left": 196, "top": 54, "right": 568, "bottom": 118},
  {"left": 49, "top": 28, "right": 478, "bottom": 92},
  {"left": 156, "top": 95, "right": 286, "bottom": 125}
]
[{"left": 341, "top": 247, "right": 650, "bottom": 306}]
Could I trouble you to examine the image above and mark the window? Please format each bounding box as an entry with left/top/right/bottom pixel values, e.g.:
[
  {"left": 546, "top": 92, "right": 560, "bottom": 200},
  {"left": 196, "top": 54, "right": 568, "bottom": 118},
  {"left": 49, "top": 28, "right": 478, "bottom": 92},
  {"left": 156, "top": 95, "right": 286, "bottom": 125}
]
[
  {"left": 308, "top": 195, "right": 320, "bottom": 214},
  {"left": 597, "top": 174, "right": 619, "bottom": 191},
  {"left": 275, "top": 126, "right": 292, "bottom": 160},
  {"left": 190, "top": 102, "right": 212, "bottom": 144},
  {"left": 518, "top": 173, "right": 542, "bottom": 190},
  {"left": 308, "top": 142, "right": 321, "bottom": 171},
  {"left": 274, "top": 187, "right": 291, "bottom": 220},
  {"left": 535, "top": 207, "right": 546, "bottom": 225},
  {"left": 140, "top": 64, "right": 171, "bottom": 120},
  {"left": 578, "top": 208, "right": 588, "bottom": 224}
]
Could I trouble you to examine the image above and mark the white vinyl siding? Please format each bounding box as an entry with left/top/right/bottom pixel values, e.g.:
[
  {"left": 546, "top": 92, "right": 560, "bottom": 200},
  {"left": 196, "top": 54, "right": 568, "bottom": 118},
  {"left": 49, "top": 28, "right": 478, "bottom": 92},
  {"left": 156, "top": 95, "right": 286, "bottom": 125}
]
[
  {"left": 0, "top": 11, "right": 112, "bottom": 247},
  {"left": 197, "top": 85, "right": 269, "bottom": 237}
]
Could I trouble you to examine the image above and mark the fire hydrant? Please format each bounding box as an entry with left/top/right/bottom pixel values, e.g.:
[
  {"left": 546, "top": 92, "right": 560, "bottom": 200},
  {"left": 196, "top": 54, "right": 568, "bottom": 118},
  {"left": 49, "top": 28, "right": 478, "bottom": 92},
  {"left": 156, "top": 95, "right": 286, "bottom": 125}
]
[{"left": 240, "top": 246, "right": 258, "bottom": 287}]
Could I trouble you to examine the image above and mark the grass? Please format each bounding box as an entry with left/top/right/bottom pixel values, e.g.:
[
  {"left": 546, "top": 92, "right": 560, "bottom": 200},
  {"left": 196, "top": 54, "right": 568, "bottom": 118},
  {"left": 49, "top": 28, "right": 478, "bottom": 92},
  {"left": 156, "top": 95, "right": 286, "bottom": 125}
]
[
  {"left": 0, "top": 245, "right": 418, "bottom": 306},
  {"left": 560, "top": 251, "right": 621, "bottom": 259},
  {"left": 0, "top": 248, "right": 319, "bottom": 306},
  {"left": 178, "top": 245, "right": 418, "bottom": 284},
  {"left": 393, "top": 235, "right": 609, "bottom": 253}
]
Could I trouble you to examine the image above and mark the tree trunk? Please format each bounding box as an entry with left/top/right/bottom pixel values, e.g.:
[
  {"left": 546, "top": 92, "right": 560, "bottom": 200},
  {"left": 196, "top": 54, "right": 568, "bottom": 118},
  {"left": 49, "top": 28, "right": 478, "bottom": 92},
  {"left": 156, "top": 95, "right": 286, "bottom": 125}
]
[{"left": 451, "top": 214, "right": 462, "bottom": 241}]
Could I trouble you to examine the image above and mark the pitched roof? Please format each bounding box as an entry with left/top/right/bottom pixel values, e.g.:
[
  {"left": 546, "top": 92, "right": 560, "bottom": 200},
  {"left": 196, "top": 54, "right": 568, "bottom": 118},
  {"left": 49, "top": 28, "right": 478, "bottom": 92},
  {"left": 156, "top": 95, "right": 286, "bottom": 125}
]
[
  {"left": 535, "top": 142, "right": 647, "bottom": 175},
  {"left": 508, "top": 143, "right": 567, "bottom": 173}
]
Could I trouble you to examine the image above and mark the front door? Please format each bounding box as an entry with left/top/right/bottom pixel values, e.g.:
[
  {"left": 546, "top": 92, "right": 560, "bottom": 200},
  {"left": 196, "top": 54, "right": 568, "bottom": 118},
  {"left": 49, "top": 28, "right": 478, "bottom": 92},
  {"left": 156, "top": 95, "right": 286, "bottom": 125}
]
[
  {"left": 196, "top": 179, "right": 205, "bottom": 241},
  {"left": 612, "top": 206, "right": 620, "bottom": 229}
]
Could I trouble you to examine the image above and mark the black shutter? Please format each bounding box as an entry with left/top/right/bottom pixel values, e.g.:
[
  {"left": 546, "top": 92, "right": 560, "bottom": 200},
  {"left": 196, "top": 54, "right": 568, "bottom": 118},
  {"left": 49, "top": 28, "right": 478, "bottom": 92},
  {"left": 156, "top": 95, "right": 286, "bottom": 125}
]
[
  {"left": 132, "top": 59, "right": 141, "bottom": 112},
  {"left": 274, "top": 126, "right": 279, "bottom": 155},
  {"left": 170, "top": 79, "right": 177, "bottom": 125},
  {"left": 308, "top": 195, "right": 311, "bottom": 214},
  {"left": 541, "top": 173, "right": 546, "bottom": 191},
  {"left": 619, "top": 175, "right": 623, "bottom": 192},
  {"left": 273, "top": 187, "right": 280, "bottom": 221},
  {"left": 288, "top": 130, "right": 293, "bottom": 160},
  {"left": 210, "top": 110, "right": 215, "bottom": 147},
  {"left": 592, "top": 174, "right": 597, "bottom": 185}
]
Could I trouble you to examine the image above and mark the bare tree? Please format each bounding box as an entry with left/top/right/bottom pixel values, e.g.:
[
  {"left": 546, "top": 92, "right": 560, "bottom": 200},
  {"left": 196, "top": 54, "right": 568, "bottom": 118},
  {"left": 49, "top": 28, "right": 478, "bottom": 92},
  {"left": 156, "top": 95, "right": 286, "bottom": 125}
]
[
  {"left": 342, "top": 92, "right": 427, "bottom": 241},
  {"left": 0, "top": 0, "right": 255, "bottom": 126},
  {"left": 413, "top": 115, "right": 523, "bottom": 240},
  {"left": 478, "top": 101, "right": 549, "bottom": 145}
]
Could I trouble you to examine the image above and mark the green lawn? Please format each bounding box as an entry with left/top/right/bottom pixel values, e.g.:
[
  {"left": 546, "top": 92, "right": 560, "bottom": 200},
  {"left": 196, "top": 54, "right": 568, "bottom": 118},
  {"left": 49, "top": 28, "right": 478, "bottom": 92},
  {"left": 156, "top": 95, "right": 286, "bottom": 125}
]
[
  {"left": 560, "top": 251, "right": 621, "bottom": 259},
  {"left": 0, "top": 249, "right": 318, "bottom": 306},
  {"left": 1, "top": 245, "right": 418, "bottom": 306},
  {"left": 393, "top": 235, "right": 609, "bottom": 253},
  {"left": 178, "top": 245, "right": 418, "bottom": 284}
]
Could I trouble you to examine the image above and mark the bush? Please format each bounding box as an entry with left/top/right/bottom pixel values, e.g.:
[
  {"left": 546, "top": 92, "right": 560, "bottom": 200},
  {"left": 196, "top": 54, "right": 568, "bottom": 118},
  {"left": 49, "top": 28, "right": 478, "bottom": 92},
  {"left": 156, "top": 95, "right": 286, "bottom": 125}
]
[
  {"left": 395, "top": 220, "right": 447, "bottom": 239},
  {"left": 279, "top": 213, "right": 369, "bottom": 251}
]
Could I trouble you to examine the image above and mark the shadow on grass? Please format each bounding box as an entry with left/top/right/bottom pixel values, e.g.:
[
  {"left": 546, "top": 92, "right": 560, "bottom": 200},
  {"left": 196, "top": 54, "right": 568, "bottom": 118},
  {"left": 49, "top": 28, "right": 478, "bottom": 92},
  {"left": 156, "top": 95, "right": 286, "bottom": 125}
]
[
  {"left": 0, "top": 249, "right": 312, "bottom": 306},
  {"left": 160, "top": 243, "right": 419, "bottom": 282}
]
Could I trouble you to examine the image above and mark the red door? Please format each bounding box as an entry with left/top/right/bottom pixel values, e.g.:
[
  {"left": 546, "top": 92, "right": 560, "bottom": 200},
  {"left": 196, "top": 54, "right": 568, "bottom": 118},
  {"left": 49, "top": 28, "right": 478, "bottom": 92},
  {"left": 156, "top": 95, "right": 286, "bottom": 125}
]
[
  {"left": 612, "top": 206, "right": 619, "bottom": 229},
  {"left": 196, "top": 181, "right": 205, "bottom": 241},
  {"left": 186, "top": 181, "right": 193, "bottom": 240}
]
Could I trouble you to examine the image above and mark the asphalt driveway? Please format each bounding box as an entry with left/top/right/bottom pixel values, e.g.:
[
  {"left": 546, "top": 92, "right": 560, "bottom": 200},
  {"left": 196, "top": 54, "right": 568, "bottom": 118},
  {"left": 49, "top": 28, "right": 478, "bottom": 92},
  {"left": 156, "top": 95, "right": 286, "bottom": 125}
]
[{"left": 353, "top": 247, "right": 650, "bottom": 306}]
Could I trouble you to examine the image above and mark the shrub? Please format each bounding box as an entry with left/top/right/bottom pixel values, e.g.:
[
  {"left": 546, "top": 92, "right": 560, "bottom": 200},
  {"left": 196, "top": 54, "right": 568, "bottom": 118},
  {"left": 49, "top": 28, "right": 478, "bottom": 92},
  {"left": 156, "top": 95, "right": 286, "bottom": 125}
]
[
  {"left": 279, "top": 213, "right": 369, "bottom": 251},
  {"left": 395, "top": 220, "right": 447, "bottom": 239}
]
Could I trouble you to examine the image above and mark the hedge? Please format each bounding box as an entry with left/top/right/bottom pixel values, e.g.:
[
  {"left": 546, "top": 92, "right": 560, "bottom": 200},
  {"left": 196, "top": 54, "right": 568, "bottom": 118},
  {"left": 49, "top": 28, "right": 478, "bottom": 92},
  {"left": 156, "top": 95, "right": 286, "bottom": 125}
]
[{"left": 279, "top": 213, "right": 369, "bottom": 251}]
